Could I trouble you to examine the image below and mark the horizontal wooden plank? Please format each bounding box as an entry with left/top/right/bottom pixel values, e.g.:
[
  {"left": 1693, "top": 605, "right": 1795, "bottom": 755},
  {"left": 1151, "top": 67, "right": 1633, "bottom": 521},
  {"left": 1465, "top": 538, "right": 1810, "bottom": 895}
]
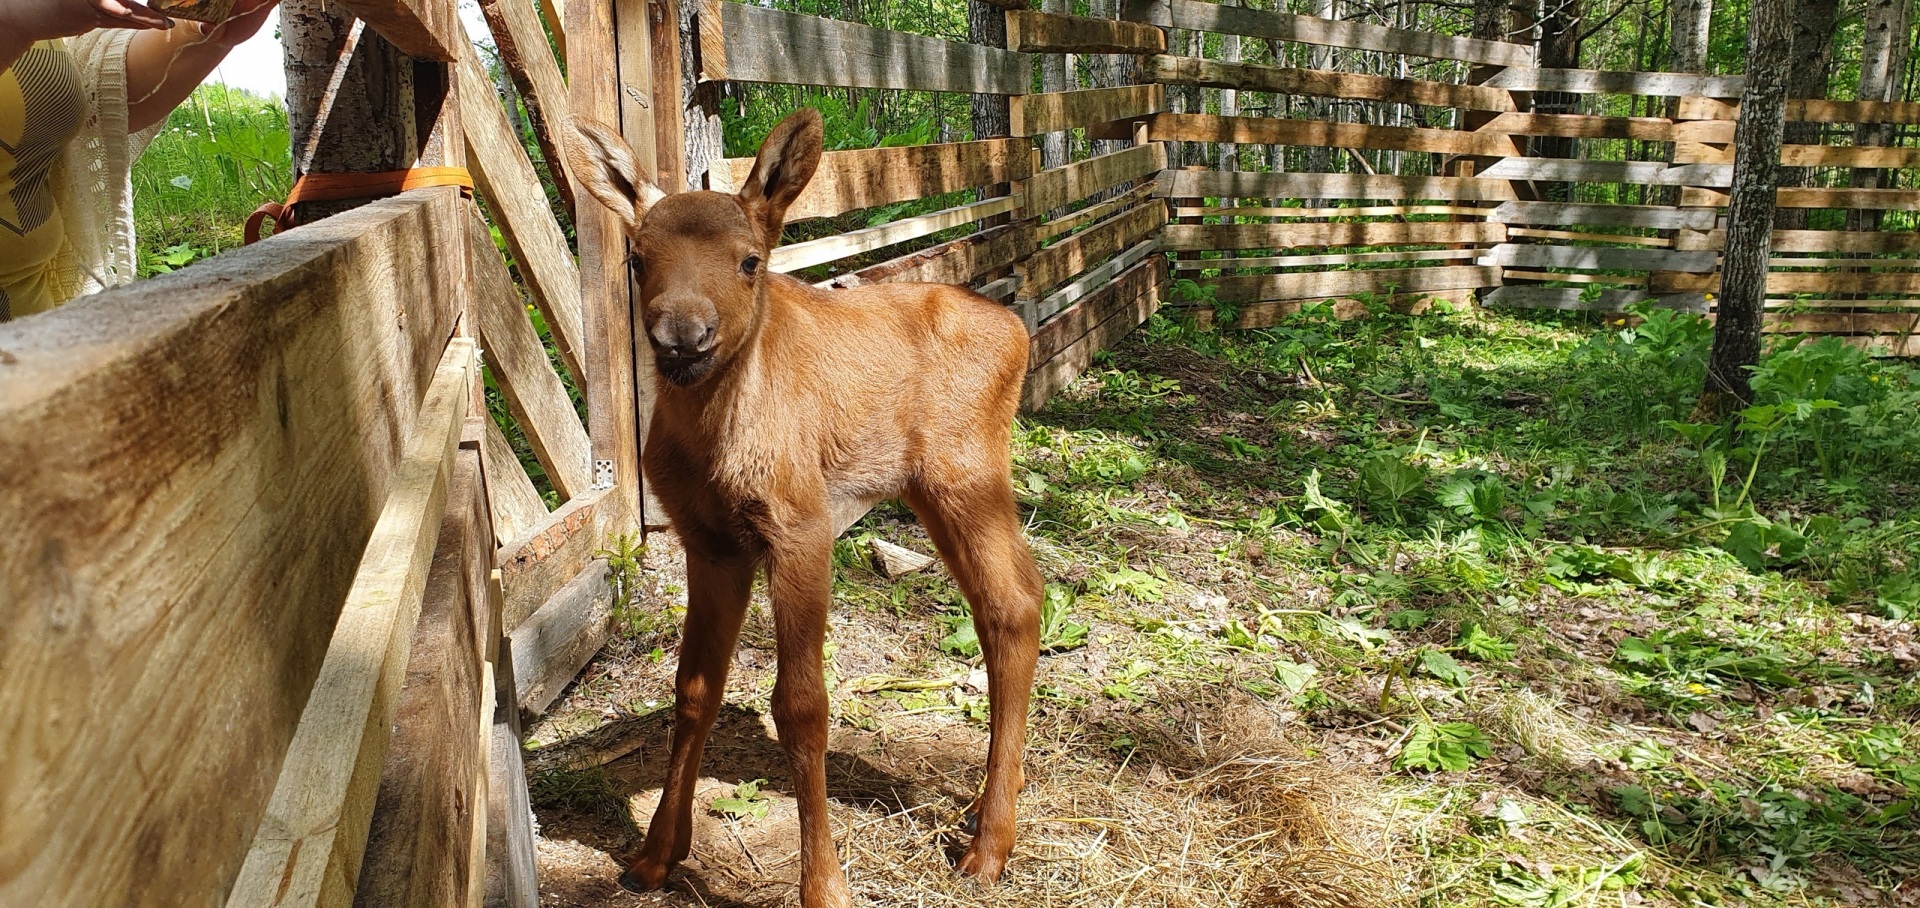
[
  {"left": 1489, "top": 243, "right": 1718, "bottom": 273},
  {"left": 1680, "top": 186, "right": 1920, "bottom": 211},
  {"left": 1124, "top": 112, "right": 1520, "bottom": 157},
  {"left": 1477, "top": 158, "right": 1731, "bottom": 187},
  {"left": 1165, "top": 220, "right": 1506, "bottom": 251},
  {"left": 1764, "top": 312, "right": 1920, "bottom": 334},
  {"left": 1205, "top": 264, "right": 1500, "bottom": 303},
  {"left": 1014, "top": 85, "right": 1163, "bottom": 136},
  {"left": 1175, "top": 204, "right": 1490, "bottom": 219},
  {"left": 1476, "top": 111, "right": 1674, "bottom": 141},
  {"left": 1007, "top": 9, "right": 1163, "bottom": 53},
  {"left": 512, "top": 560, "right": 614, "bottom": 722},
  {"left": 1509, "top": 227, "right": 1672, "bottom": 247},
  {"left": 771, "top": 195, "right": 1020, "bottom": 272},
  {"left": 723, "top": 138, "right": 1029, "bottom": 223},
  {"left": 1124, "top": 0, "right": 1531, "bottom": 66},
  {"left": 1019, "top": 200, "right": 1167, "bottom": 297},
  {"left": 1025, "top": 142, "right": 1166, "bottom": 213},
  {"left": 230, "top": 337, "right": 476, "bottom": 908},
  {"left": 1017, "top": 237, "right": 1162, "bottom": 329},
  {"left": 1671, "top": 119, "right": 1738, "bottom": 143},
  {"left": 1770, "top": 256, "right": 1920, "bottom": 269},
  {"left": 1160, "top": 169, "right": 1519, "bottom": 202},
  {"left": 1141, "top": 53, "right": 1516, "bottom": 111},
  {"left": 0, "top": 188, "right": 465, "bottom": 908},
  {"left": 1023, "top": 259, "right": 1166, "bottom": 411},
  {"left": 1203, "top": 288, "right": 1470, "bottom": 329},
  {"left": 1039, "top": 184, "right": 1157, "bottom": 241},
  {"left": 1483, "top": 67, "right": 1743, "bottom": 97},
  {"left": 1679, "top": 95, "right": 1920, "bottom": 124},
  {"left": 1176, "top": 248, "right": 1481, "bottom": 270},
  {"left": 718, "top": 2, "right": 1029, "bottom": 94},
  {"left": 1649, "top": 271, "right": 1920, "bottom": 295},
  {"left": 1483, "top": 286, "right": 1708, "bottom": 312},
  {"left": 1504, "top": 269, "right": 1649, "bottom": 286},
  {"left": 1840, "top": 334, "right": 1920, "bottom": 357},
  {"left": 1489, "top": 200, "right": 1717, "bottom": 230},
  {"left": 1029, "top": 257, "right": 1165, "bottom": 368},
  {"left": 498, "top": 489, "right": 608, "bottom": 630},
  {"left": 1677, "top": 229, "right": 1920, "bottom": 254},
  {"left": 820, "top": 222, "right": 1036, "bottom": 290},
  {"left": 1776, "top": 144, "right": 1920, "bottom": 168}
]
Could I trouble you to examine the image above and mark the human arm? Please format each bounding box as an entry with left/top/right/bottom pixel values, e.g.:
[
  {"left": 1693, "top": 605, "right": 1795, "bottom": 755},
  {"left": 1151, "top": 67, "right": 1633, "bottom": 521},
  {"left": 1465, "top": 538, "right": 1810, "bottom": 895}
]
[
  {"left": 0, "top": 0, "right": 174, "bottom": 72},
  {"left": 123, "top": 0, "right": 275, "bottom": 132}
]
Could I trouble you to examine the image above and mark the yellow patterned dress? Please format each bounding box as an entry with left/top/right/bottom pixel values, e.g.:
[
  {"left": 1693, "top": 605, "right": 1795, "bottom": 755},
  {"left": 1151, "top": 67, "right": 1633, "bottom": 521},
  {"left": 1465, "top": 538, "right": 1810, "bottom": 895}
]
[{"left": 0, "top": 40, "right": 88, "bottom": 321}]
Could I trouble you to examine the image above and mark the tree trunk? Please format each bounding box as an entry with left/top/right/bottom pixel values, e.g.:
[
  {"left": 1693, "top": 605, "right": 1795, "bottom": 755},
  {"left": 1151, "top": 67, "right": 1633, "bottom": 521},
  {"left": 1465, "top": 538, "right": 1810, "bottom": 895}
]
[
  {"left": 967, "top": 0, "right": 1010, "bottom": 141},
  {"left": 283, "top": 0, "right": 420, "bottom": 223},
  {"left": 1850, "top": 0, "right": 1912, "bottom": 232},
  {"left": 1087, "top": 0, "right": 1127, "bottom": 156},
  {"left": 1532, "top": 0, "right": 1582, "bottom": 202},
  {"left": 1776, "top": 0, "right": 1839, "bottom": 230},
  {"left": 682, "top": 0, "right": 726, "bottom": 191},
  {"left": 1667, "top": 0, "right": 1712, "bottom": 73},
  {"left": 1039, "top": 0, "right": 1070, "bottom": 170},
  {"left": 1219, "top": 0, "right": 1240, "bottom": 172},
  {"left": 1701, "top": 0, "right": 1792, "bottom": 416}
]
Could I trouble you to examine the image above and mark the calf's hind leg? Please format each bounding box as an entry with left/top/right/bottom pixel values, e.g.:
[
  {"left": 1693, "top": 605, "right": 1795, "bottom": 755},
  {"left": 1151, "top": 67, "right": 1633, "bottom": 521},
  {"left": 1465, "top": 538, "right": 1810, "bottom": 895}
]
[{"left": 905, "top": 479, "right": 1044, "bottom": 883}]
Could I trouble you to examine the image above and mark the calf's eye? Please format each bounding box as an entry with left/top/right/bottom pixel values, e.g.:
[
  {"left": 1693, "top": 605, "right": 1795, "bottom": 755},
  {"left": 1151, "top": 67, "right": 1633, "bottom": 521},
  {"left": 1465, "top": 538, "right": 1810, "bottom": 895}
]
[{"left": 741, "top": 255, "right": 761, "bottom": 277}]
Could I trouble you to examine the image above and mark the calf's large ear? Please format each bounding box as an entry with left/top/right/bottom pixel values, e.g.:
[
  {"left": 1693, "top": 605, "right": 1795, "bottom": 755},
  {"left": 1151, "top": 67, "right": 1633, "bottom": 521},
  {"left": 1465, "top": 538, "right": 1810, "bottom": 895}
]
[
  {"left": 740, "top": 108, "right": 823, "bottom": 243},
  {"left": 569, "top": 119, "right": 665, "bottom": 232}
]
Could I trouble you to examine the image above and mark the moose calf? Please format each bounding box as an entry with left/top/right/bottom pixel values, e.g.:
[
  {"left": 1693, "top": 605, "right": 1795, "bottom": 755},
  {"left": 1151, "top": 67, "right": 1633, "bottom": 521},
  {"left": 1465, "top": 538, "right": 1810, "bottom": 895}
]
[{"left": 569, "top": 109, "right": 1045, "bottom": 907}]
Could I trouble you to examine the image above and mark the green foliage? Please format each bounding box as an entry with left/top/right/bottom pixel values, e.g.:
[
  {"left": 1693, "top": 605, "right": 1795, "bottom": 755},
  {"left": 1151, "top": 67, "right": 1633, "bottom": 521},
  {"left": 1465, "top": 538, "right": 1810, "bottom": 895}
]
[
  {"left": 1038, "top": 585, "right": 1091, "bottom": 653},
  {"left": 133, "top": 84, "right": 291, "bottom": 271},
  {"left": 1418, "top": 647, "right": 1471, "bottom": 687},
  {"left": 595, "top": 531, "right": 652, "bottom": 636},
  {"left": 1457, "top": 622, "right": 1516, "bottom": 662},
  {"left": 710, "top": 779, "right": 772, "bottom": 821},
  {"left": 1395, "top": 720, "right": 1492, "bottom": 772}
]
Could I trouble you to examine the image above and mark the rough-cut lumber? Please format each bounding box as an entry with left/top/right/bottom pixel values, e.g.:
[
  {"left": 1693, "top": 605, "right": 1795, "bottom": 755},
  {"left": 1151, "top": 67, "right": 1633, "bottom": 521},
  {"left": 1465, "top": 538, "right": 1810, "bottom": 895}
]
[
  {"left": 469, "top": 209, "right": 593, "bottom": 500},
  {"left": 717, "top": 2, "right": 1029, "bottom": 94},
  {"left": 722, "top": 139, "right": 1030, "bottom": 223},
  {"left": 458, "top": 39, "right": 586, "bottom": 384},
  {"left": 1143, "top": 53, "right": 1516, "bottom": 111},
  {"left": 1019, "top": 200, "right": 1167, "bottom": 298},
  {"left": 1118, "top": 112, "right": 1521, "bottom": 157},
  {"left": 1122, "top": 0, "right": 1532, "bottom": 67},
  {"left": 1766, "top": 312, "right": 1920, "bottom": 334},
  {"left": 1477, "top": 158, "right": 1731, "bottom": 186},
  {"left": 1028, "top": 257, "right": 1165, "bottom": 368},
  {"left": 1503, "top": 270, "right": 1649, "bottom": 286},
  {"left": 1175, "top": 204, "right": 1489, "bottom": 219},
  {"left": 1017, "top": 237, "right": 1162, "bottom": 329},
  {"left": 771, "top": 196, "right": 1020, "bottom": 272},
  {"left": 1473, "top": 111, "right": 1673, "bottom": 141},
  {"left": 1680, "top": 186, "right": 1920, "bottom": 210},
  {"left": 330, "top": 0, "right": 462, "bottom": 60},
  {"left": 479, "top": 0, "right": 577, "bottom": 215},
  {"left": 1509, "top": 227, "right": 1672, "bottom": 247},
  {"left": 1678, "top": 95, "right": 1920, "bottom": 124},
  {"left": 0, "top": 188, "right": 463, "bottom": 908},
  {"left": 1489, "top": 200, "right": 1717, "bottom": 230},
  {"left": 1483, "top": 286, "right": 1709, "bottom": 312},
  {"left": 1023, "top": 260, "right": 1166, "bottom": 411},
  {"left": 871, "top": 538, "right": 937, "bottom": 577},
  {"left": 1489, "top": 243, "right": 1718, "bottom": 273},
  {"left": 511, "top": 559, "right": 615, "bottom": 721},
  {"left": 1204, "top": 265, "right": 1500, "bottom": 303},
  {"left": 1166, "top": 220, "right": 1505, "bottom": 252},
  {"left": 1670, "top": 119, "right": 1739, "bottom": 143},
  {"left": 1677, "top": 229, "right": 1920, "bottom": 254},
  {"left": 1039, "top": 184, "right": 1157, "bottom": 240},
  {"left": 353, "top": 443, "right": 491, "bottom": 908},
  {"left": 480, "top": 415, "right": 549, "bottom": 549},
  {"left": 1025, "top": 142, "right": 1166, "bottom": 212},
  {"left": 821, "top": 223, "right": 1036, "bottom": 289},
  {"left": 497, "top": 489, "right": 609, "bottom": 630},
  {"left": 1160, "top": 169, "right": 1519, "bottom": 202},
  {"left": 1202, "top": 289, "right": 1469, "bottom": 329},
  {"left": 1760, "top": 272, "right": 1920, "bottom": 294},
  {"left": 1681, "top": 142, "right": 1920, "bottom": 169},
  {"left": 1007, "top": 9, "right": 1163, "bottom": 52},
  {"left": 1176, "top": 248, "right": 1482, "bottom": 270},
  {"left": 1014, "top": 85, "right": 1164, "bottom": 136},
  {"left": 1483, "top": 67, "right": 1743, "bottom": 97},
  {"left": 484, "top": 575, "right": 538, "bottom": 908},
  {"left": 230, "top": 337, "right": 477, "bottom": 908}
]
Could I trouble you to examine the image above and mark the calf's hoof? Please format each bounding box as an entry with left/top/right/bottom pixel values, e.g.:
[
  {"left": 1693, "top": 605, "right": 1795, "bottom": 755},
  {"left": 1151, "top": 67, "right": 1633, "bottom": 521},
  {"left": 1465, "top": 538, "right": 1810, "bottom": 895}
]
[
  {"left": 618, "top": 861, "right": 670, "bottom": 893},
  {"left": 954, "top": 840, "right": 1010, "bottom": 885}
]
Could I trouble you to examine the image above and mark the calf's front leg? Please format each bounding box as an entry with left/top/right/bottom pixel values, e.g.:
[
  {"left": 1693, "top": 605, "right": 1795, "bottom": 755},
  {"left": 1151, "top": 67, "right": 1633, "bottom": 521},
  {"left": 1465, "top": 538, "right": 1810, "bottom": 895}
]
[{"left": 766, "top": 524, "right": 853, "bottom": 908}]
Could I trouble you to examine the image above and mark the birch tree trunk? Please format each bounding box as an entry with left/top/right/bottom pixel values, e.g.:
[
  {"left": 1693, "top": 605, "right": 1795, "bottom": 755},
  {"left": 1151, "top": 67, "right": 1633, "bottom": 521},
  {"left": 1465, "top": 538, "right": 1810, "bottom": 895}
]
[
  {"left": 1219, "top": 0, "right": 1240, "bottom": 172},
  {"left": 1039, "top": 0, "right": 1070, "bottom": 171},
  {"left": 1701, "top": 0, "right": 1792, "bottom": 415},
  {"left": 1850, "top": 0, "right": 1912, "bottom": 232},
  {"left": 1776, "top": 0, "right": 1839, "bottom": 230}
]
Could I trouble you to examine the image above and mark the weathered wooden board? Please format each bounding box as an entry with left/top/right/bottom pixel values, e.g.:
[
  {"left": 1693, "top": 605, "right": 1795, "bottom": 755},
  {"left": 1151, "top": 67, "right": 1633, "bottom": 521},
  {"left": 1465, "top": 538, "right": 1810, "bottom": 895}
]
[
  {"left": 1017, "top": 238, "right": 1160, "bottom": 329},
  {"left": 723, "top": 139, "right": 1030, "bottom": 223},
  {"left": 1014, "top": 85, "right": 1164, "bottom": 136},
  {"left": 1203, "top": 264, "right": 1500, "bottom": 303},
  {"left": 1477, "top": 157, "right": 1732, "bottom": 187},
  {"left": 1681, "top": 186, "right": 1920, "bottom": 210},
  {"left": 353, "top": 442, "right": 491, "bottom": 908},
  {"left": 458, "top": 39, "right": 587, "bottom": 384},
  {"left": 1509, "top": 227, "right": 1672, "bottom": 247},
  {"left": 1677, "top": 229, "right": 1920, "bottom": 254},
  {"left": 717, "top": 2, "right": 1029, "bottom": 94},
  {"left": 1164, "top": 220, "right": 1507, "bottom": 251},
  {"left": 1120, "top": 112, "right": 1521, "bottom": 157},
  {"left": 1679, "top": 95, "right": 1920, "bottom": 124},
  {"left": 1840, "top": 334, "right": 1920, "bottom": 357},
  {"left": 1205, "top": 289, "right": 1470, "bottom": 329},
  {"left": 1160, "top": 169, "right": 1520, "bottom": 202},
  {"left": 484, "top": 708, "right": 538, "bottom": 908},
  {"left": 0, "top": 188, "right": 463, "bottom": 908},
  {"left": 1503, "top": 269, "right": 1648, "bottom": 286},
  {"left": 1489, "top": 243, "right": 1719, "bottom": 273},
  {"left": 1765, "top": 312, "right": 1920, "bottom": 334},
  {"left": 1760, "top": 272, "right": 1920, "bottom": 294},
  {"left": 498, "top": 489, "right": 608, "bottom": 631},
  {"left": 480, "top": 415, "right": 549, "bottom": 549},
  {"left": 1670, "top": 119, "right": 1739, "bottom": 143},
  {"left": 1489, "top": 201, "right": 1717, "bottom": 230},
  {"left": 771, "top": 196, "right": 1021, "bottom": 272},
  {"left": 1019, "top": 201, "right": 1167, "bottom": 298},
  {"left": 1025, "top": 142, "right": 1167, "bottom": 213},
  {"left": 1039, "top": 184, "right": 1158, "bottom": 241},
  {"left": 1474, "top": 111, "right": 1674, "bottom": 141},
  {"left": 469, "top": 209, "right": 594, "bottom": 501},
  {"left": 1483, "top": 286, "right": 1709, "bottom": 312},
  {"left": 478, "top": 0, "right": 576, "bottom": 214},
  {"left": 512, "top": 559, "right": 615, "bottom": 721},
  {"left": 1029, "top": 257, "right": 1165, "bottom": 368},
  {"left": 230, "top": 337, "right": 477, "bottom": 908},
  {"left": 1175, "top": 204, "right": 1491, "bottom": 219},
  {"left": 1142, "top": 54, "right": 1517, "bottom": 111},
  {"left": 1007, "top": 9, "right": 1163, "bottom": 53},
  {"left": 1176, "top": 248, "right": 1482, "bottom": 270},
  {"left": 1123, "top": 0, "right": 1532, "bottom": 67},
  {"left": 331, "top": 0, "right": 463, "bottom": 61},
  {"left": 820, "top": 223, "right": 1036, "bottom": 289},
  {"left": 1482, "top": 67, "right": 1743, "bottom": 97},
  {"left": 1023, "top": 260, "right": 1166, "bottom": 412}
]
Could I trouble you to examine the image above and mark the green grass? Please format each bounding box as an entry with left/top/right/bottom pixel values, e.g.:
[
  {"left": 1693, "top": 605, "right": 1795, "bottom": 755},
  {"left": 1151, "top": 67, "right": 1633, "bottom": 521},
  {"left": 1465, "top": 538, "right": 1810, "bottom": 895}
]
[{"left": 132, "top": 83, "right": 291, "bottom": 276}]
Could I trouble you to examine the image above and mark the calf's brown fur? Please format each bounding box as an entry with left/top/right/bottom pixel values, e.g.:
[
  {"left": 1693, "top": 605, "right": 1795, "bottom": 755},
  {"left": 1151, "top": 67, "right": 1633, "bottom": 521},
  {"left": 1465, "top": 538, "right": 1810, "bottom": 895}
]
[{"left": 570, "top": 109, "right": 1044, "bottom": 907}]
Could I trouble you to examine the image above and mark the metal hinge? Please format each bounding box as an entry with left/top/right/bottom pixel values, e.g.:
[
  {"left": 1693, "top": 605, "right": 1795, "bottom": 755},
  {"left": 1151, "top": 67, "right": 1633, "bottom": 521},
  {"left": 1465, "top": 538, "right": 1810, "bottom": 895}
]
[{"left": 592, "top": 459, "right": 616, "bottom": 490}]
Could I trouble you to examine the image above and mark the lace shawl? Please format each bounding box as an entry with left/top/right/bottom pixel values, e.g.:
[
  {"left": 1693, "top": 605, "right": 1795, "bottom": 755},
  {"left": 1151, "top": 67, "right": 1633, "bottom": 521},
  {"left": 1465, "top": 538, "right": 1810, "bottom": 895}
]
[{"left": 51, "top": 30, "right": 163, "bottom": 299}]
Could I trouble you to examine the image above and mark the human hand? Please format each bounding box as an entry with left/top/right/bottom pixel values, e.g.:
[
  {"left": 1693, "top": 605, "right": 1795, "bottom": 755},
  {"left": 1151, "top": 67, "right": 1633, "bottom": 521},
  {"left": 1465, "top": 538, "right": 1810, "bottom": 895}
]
[{"left": 0, "top": 0, "right": 176, "bottom": 42}]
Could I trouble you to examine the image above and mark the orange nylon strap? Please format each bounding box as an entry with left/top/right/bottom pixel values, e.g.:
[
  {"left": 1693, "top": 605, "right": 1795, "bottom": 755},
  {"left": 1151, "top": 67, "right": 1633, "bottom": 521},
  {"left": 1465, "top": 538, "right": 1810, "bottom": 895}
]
[{"left": 245, "top": 167, "right": 475, "bottom": 244}]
